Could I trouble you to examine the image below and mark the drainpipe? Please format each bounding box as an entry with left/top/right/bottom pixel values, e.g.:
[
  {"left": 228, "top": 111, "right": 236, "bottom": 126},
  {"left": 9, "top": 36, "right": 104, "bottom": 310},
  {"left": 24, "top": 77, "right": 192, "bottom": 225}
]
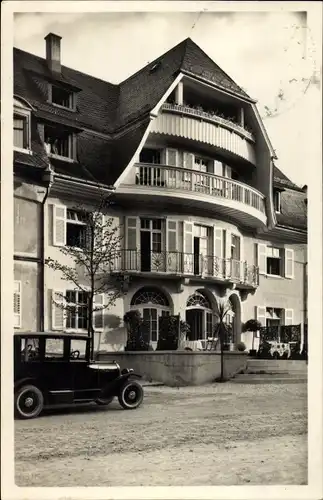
[{"left": 40, "top": 165, "right": 54, "bottom": 331}]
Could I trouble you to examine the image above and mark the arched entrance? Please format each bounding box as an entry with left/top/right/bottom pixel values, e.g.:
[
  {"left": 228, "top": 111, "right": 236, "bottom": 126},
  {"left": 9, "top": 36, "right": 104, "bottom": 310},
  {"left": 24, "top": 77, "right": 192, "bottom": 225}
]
[
  {"left": 185, "top": 291, "right": 214, "bottom": 341},
  {"left": 130, "top": 287, "right": 172, "bottom": 348},
  {"left": 228, "top": 293, "right": 242, "bottom": 344}
]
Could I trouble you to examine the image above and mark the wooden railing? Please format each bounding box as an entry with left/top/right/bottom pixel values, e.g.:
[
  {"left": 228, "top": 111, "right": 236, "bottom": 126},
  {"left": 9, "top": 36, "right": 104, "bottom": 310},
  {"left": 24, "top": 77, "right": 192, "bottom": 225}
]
[
  {"left": 135, "top": 164, "right": 266, "bottom": 214},
  {"left": 162, "top": 102, "right": 255, "bottom": 142},
  {"left": 111, "top": 250, "right": 259, "bottom": 287}
]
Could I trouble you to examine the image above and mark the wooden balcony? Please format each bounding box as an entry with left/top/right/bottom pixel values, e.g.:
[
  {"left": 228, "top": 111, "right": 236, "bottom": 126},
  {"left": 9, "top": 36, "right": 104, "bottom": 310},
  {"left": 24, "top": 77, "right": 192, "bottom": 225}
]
[
  {"left": 111, "top": 250, "right": 259, "bottom": 288},
  {"left": 150, "top": 103, "right": 256, "bottom": 165}
]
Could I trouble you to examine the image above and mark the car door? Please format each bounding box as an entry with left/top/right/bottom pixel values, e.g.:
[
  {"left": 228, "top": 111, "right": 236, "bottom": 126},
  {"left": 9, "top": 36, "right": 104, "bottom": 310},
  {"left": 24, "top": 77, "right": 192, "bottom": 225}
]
[
  {"left": 41, "top": 337, "right": 74, "bottom": 404},
  {"left": 70, "top": 338, "right": 101, "bottom": 401}
]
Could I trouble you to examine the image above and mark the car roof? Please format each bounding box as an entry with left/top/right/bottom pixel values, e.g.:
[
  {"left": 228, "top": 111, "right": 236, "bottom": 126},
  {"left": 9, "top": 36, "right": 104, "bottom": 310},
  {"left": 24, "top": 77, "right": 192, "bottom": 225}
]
[{"left": 14, "top": 331, "right": 89, "bottom": 341}]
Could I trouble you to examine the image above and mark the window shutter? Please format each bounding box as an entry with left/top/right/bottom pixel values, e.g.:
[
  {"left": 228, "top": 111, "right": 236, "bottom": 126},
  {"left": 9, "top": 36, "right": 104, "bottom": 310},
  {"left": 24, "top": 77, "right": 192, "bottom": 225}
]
[
  {"left": 284, "top": 248, "right": 294, "bottom": 278},
  {"left": 52, "top": 290, "right": 65, "bottom": 330},
  {"left": 183, "top": 222, "right": 193, "bottom": 253},
  {"left": 125, "top": 217, "right": 138, "bottom": 249},
  {"left": 224, "top": 165, "right": 232, "bottom": 178},
  {"left": 183, "top": 222, "right": 193, "bottom": 274},
  {"left": 214, "top": 160, "right": 223, "bottom": 176},
  {"left": 224, "top": 229, "right": 231, "bottom": 278},
  {"left": 256, "top": 306, "right": 266, "bottom": 326},
  {"left": 166, "top": 219, "right": 178, "bottom": 272},
  {"left": 167, "top": 220, "right": 177, "bottom": 251},
  {"left": 165, "top": 148, "right": 178, "bottom": 167},
  {"left": 214, "top": 227, "right": 223, "bottom": 258},
  {"left": 183, "top": 152, "right": 194, "bottom": 170},
  {"left": 94, "top": 294, "right": 104, "bottom": 330},
  {"left": 13, "top": 281, "right": 22, "bottom": 328},
  {"left": 284, "top": 309, "right": 294, "bottom": 326},
  {"left": 257, "top": 243, "right": 267, "bottom": 274},
  {"left": 53, "top": 205, "right": 67, "bottom": 246}
]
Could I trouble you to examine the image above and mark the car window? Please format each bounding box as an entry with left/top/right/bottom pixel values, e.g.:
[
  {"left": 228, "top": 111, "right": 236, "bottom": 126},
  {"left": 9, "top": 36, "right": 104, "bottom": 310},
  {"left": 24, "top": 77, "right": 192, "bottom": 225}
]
[
  {"left": 21, "top": 338, "right": 40, "bottom": 362},
  {"left": 70, "top": 339, "right": 87, "bottom": 359},
  {"left": 45, "top": 338, "right": 64, "bottom": 360}
]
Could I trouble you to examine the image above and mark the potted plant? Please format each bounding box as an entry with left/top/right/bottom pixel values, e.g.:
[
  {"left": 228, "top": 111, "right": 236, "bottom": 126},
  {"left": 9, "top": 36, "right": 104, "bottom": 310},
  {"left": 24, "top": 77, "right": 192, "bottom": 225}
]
[
  {"left": 236, "top": 341, "right": 246, "bottom": 352},
  {"left": 243, "top": 319, "right": 262, "bottom": 356}
]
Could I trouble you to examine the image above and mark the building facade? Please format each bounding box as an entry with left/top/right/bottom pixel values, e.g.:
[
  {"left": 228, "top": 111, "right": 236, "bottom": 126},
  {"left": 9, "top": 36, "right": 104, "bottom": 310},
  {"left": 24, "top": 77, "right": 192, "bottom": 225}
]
[{"left": 13, "top": 33, "right": 307, "bottom": 350}]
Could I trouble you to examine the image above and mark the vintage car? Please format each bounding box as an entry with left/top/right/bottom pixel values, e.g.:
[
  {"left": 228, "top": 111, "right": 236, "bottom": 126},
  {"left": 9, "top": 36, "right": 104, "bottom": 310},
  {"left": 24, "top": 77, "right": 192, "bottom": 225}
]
[{"left": 14, "top": 331, "right": 144, "bottom": 419}]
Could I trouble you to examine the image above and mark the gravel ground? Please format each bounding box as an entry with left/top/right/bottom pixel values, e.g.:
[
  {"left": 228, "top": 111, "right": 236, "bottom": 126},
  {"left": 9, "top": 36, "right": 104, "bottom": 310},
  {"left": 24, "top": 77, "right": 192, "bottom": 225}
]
[{"left": 15, "top": 382, "right": 307, "bottom": 486}]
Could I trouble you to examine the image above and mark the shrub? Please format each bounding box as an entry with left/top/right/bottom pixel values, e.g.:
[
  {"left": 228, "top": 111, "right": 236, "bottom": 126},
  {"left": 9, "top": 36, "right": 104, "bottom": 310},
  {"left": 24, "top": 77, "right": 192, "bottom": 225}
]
[
  {"left": 156, "top": 315, "right": 180, "bottom": 350},
  {"left": 236, "top": 341, "right": 246, "bottom": 352},
  {"left": 123, "top": 310, "right": 149, "bottom": 351},
  {"left": 243, "top": 319, "right": 262, "bottom": 332}
]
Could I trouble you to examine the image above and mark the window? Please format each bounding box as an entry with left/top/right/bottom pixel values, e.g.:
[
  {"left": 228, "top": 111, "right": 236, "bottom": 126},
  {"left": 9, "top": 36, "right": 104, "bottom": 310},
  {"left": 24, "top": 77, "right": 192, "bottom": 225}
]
[
  {"left": 139, "top": 148, "right": 161, "bottom": 164},
  {"left": 45, "top": 338, "right": 64, "bottom": 360},
  {"left": 66, "top": 290, "right": 89, "bottom": 330},
  {"left": 13, "top": 98, "right": 32, "bottom": 152},
  {"left": 130, "top": 287, "right": 171, "bottom": 345},
  {"left": 14, "top": 114, "right": 28, "bottom": 150},
  {"left": 140, "top": 218, "right": 163, "bottom": 253},
  {"left": 44, "top": 124, "right": 74, "bottom": 159},
  {"left": 267, "top": 247, "right": 281, "bottom": 276},
  {"left": 50, "top": 85, "right": 74, "bottom": 109},
  {"left": 194, "top": 156, "right": 209, "bottom": 173},
  {"left": 66, "top": 209, "right": 87, "bottom": 248},
  {"left": 71, "top": 339, "right": 87, "bottom": 359},
  {"left": 21, "top": 338, "right": 40, "bottom": 362},
  {"left": 273, "top": 190, "right": 281, "bottom": 212},
  {"left": 266, "top": 308, "right": 282, "bottom": 328}
]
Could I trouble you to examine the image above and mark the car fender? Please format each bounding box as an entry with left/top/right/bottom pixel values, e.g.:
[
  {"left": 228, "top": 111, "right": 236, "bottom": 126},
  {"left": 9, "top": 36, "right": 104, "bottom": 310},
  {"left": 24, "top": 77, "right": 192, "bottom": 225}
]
[
  {"left": 14, "top": 377, "right": 42, "bottom": 392},
  {"left": 100, "top": 372, "right": 141, "bottom": 397}
]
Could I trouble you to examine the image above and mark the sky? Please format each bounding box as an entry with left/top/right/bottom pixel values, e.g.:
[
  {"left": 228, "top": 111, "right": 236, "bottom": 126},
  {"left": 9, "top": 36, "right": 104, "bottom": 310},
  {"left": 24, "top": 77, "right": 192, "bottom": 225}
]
[{"left": 13, "top": 9, "right": 321, "bottom": 187}]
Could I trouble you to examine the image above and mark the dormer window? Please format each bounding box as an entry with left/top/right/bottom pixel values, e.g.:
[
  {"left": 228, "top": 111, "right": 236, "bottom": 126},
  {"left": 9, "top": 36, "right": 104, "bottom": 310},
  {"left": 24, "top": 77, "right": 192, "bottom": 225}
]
[
  {"left": 273, "top": 190, "right": 281, "bottom": 213},
  {"left": 49, "top": 84, "right": 75, "bottom": 110},
  {"left": 14, "top": 115, "right": 28, "bottom": 150},
  {"left": 13, "top": 97, "right": 32, "bottom": 154},
  {"left": 44, "top": 124, "right": 75, "bottom": 161}
]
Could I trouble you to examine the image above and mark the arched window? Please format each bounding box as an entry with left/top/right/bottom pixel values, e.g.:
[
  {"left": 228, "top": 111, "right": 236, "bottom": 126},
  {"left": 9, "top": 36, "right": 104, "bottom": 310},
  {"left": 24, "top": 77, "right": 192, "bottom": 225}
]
[
  {"left": 131, "top": 287, "right": 169, "bottom": 307},
  {"left": 186, "top": 292, "right": 211, "bottom": 309},
  {"left": 185, "top": 291, "right": 214, "bottom": 342},
  {"left": 130, "top": 287, "right": 171, "bottom": 348}
]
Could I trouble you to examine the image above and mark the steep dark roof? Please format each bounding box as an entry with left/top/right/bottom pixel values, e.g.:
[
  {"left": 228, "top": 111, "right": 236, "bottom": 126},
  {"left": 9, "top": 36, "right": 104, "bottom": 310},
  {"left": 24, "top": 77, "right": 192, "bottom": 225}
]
[
  {"left": 116, "top": 38, "right": 251, "bottom": 128},
  {"left": 14, "top": 39, "right": 306, "bottom": 232},
  {"left": 276, "top": 188, "right": 307, "bottom": 231},
  {"left": 14, "top": 48, "right": 119, "bottom": 134},
  {"left": 273, "top": 165, "right": 302, "bottom": 191}
]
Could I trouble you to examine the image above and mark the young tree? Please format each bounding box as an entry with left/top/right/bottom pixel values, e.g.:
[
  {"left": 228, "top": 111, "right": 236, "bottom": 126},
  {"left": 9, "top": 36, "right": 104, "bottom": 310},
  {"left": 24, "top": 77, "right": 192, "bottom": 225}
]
[
  {"left": 214, "top": 298, "right": 232, "bottom": 382},
  {"left": 243, "top": 319, "right": 262, "bottom": 353},
  {"left": 46, "top": 192, "right": 126, "bottom": 360}
]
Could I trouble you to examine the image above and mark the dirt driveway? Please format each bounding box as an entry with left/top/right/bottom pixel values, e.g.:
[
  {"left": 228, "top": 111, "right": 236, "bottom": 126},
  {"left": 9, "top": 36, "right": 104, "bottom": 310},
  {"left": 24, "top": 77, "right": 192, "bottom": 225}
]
[{"left": 15, "top": 382, "right": 307, "bottom": 486}]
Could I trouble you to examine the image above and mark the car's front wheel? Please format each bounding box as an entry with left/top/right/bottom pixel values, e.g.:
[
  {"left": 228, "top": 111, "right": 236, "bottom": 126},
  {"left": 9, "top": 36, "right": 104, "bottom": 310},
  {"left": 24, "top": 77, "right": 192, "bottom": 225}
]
[
  {"left": 118, "top": 380, "right": 144, "bottom": 410},
  {"left": 95, "top": 396, "right": 114, "bottom": 406},
  {"left": 15, "top": 384, "right": 44, "bottom": 419}
]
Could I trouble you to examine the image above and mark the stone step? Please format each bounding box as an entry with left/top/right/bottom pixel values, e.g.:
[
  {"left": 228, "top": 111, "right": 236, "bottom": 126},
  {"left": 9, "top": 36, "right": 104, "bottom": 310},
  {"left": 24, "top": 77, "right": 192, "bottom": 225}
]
[
  {"left": 245, "top": 369, "right": 307, "bottom": 375},
  {"left": 231, "top": 374, "right": 307, "bottom": 385},
  {"left": 236, "top": 373, "right": 307, "bottom": 379}
]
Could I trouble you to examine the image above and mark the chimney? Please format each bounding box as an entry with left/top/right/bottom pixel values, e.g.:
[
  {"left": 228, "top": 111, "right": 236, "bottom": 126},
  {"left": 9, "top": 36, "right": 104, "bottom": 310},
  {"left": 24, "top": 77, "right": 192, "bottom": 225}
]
[{"left": 45, "top": 33, "right": 62, "bottom": 73}]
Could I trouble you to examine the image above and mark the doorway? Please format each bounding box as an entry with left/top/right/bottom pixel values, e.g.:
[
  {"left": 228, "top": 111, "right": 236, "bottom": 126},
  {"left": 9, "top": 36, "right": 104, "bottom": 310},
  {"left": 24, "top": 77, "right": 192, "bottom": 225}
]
[{"left": 186, "top": 309, "right": 203, "bottom": 340}]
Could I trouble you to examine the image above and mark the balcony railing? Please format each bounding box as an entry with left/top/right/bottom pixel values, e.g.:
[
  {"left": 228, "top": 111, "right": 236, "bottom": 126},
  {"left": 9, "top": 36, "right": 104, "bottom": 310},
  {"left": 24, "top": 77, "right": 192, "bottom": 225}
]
[
  {"left": 111, "top": 250, "right": 259, "bottom": 287},
  {"left": 135, "top": 164, "right": 266, "bottom": 214},
  {"left": 162, "top": 103, "right": 255, "bottom": 142}
]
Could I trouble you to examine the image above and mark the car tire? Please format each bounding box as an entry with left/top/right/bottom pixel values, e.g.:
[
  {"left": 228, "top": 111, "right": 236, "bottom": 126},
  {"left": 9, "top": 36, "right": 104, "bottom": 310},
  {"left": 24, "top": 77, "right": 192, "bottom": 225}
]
[
  {"left": 118, "top": 380, "right": 144, "bottom": 410},
  {"left": 95, "top": 396, "right": 114, "bottom": 406},
  {"left": 15, "top": 384, "right": 44, "bottom": 419}
]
